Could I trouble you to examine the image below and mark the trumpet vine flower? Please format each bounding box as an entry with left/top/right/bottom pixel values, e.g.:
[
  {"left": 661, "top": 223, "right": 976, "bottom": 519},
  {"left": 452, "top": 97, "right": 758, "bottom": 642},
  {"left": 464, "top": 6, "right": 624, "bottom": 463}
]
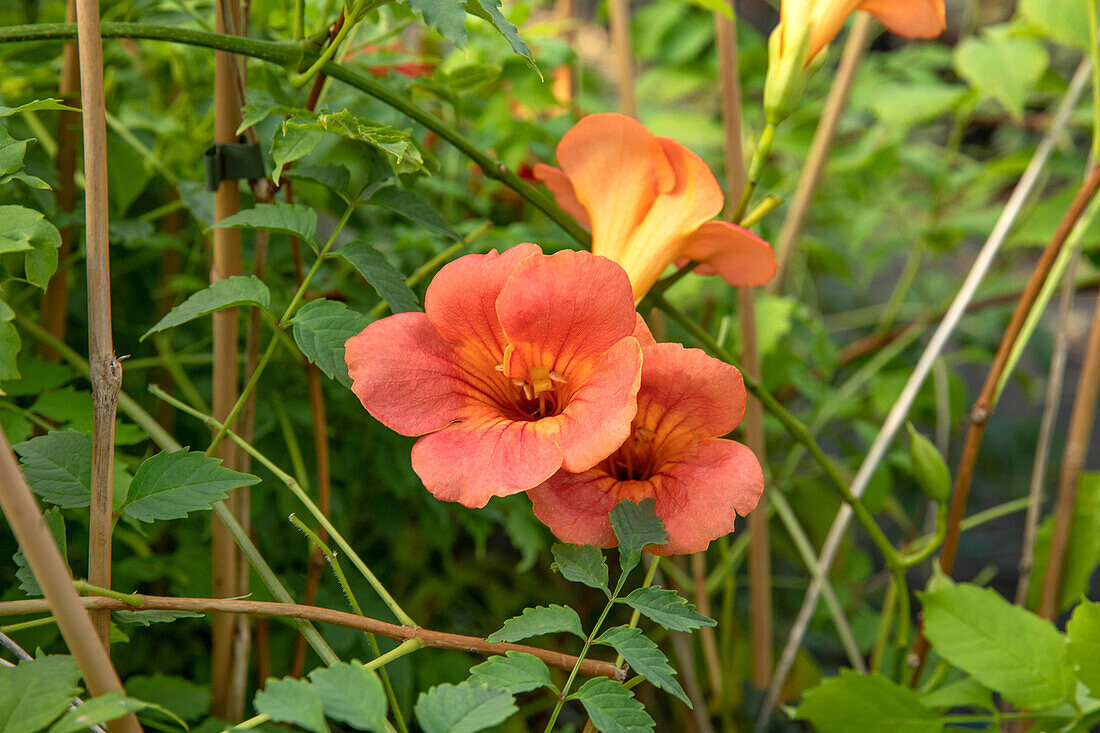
[
  {"left": 529, "top": 333, "right": 764, "bottom": 555},
  {"left": 345, "top": 245, "right": 644, "bottom": 508},
  {"left": 783, "top": 0, "right": 946, "bottom": 66},
  {"left": 534, "top": 114, "right": 777, "bottom": 300}
]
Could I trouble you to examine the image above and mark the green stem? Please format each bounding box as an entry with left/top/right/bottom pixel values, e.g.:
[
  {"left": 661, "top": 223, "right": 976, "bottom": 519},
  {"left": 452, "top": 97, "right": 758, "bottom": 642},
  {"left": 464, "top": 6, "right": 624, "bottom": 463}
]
[
  {"left": 364, "top": 638, "right": 424, "bottom": 670},
  {"left": 740, "top": 195, "right": 783, "bottom": 230},
  {"left": 1089, "top": 0, "right": 1100, "bottom": 162},
  {"left": 226, "top": 713, "right": 270, "bottom": 732},
  {"left": 869, "top": 579, "right": 897, "bottom": 674},
  {"left": 0, "top": 23, "right": 589, "bottom": 247},
  {"left": 1, "top": 616, "right": 58, "bottom": 633},
  {"left": 654, "top": 294, "right": 901, "bottom": 566},
  {"left": 733, "top": 123, "right": 777, "bottom": 223},
  {"left": 615, "top": 557, "right": 659, "bottom": 667},
  {"left": 288, "top": 0, "right": 375, "bottom": 86},
  {"left": 73, "top": 580, "right": 143, "bottom": 607},
  {"left": 153, "top": 385, "right": 416, "bottom": 627},
  {"left": 891, "top": 568, "right": 911, "bottom": 684}
]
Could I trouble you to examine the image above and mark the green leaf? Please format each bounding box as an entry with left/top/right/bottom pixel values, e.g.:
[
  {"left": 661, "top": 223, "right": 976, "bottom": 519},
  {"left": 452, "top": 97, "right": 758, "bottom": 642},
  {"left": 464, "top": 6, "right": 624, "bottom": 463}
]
[
  {"left": 271, "top": 126, "right": 324, "bottom": 184},
  {"left": 212, "top": 203, "right": 318, "bottom": 249},
  {"left": 0, "top": 655, "right": 82, "bottom": 733},
  {"left": 336, "top": 241, "right": 421, "bottom": 313},
  {"left": 1020, "top": 0, "right": 1090, "bottom": 50},
  {"left": 953, "top": 26, "right": 1047, "bottom": 119},
  {"left": 285, "top": 165, "right": 353, "bottom": 201},
  {"left": 468, "top": 652, "right": 556, "bottom": 694},
  {"left": 0, "top": 205, "right": 61, "bottom": 289},
  {"left": 367, "top": 187, "right": 461, "bottom": 242},
  {"left": 920, "top": 582, "right": 1073, "bottom": 710},
  {"left": 284, "top": 111, "right": 424, "bottom": 175},
  {"left": 0, "top": 98, "right": 80, "bottom": 117},
  {"left": 406, "top": 0, "right": 468, "bottom": 48},
  {"left": 47, "top": 693, "right": 169, "bottom": 733},
  {"left": 609, "top": 499, "right": 667, "bottom": 575},
  {"left": 0, "top": 127, "right": 29, "bottom": 178},
  {"left": 13, "top": 430, "right": 92, "bottom": 508},
  {"left": 551, "top": 544, "right": 610, "bottom": 595},
  {"left": 616, "top": 586, "right": 715, "bottom": 632},
  {"left": 1067, "top": 601, "right": 1100, "bottom": 698},
  {"left": 121, "top": 449, "right": 260, "bottom": 522},
  {"left": 308, "top": 661, "right": 387, "bottom": 732},
  {"left": 1027, "top": 473, "right": 1100, "bottom": 613},
  {"left": 487, "top": 604, "right": 584, "bottom": 643},
  {"left": 142, "top": 275, "right": 270, "bottom": 340},
  {"left": 254, "top": 678, "right": 328, "bottom": 733},
  {"left": 289, "top": 299, "right": 369, "bottom": 388},
  {"left": 0, "top": 301, "right": 20, "bottom": 381},
  {"left": 14, "top": 506, "right": 66, "bottom": 596},
  {"left": 237, "top": 101, "right": 306, "bottom": 132},
  {"left": 919, "top": 678, "right": 995, "bottom": 712},
  {"left": 594, "top": 626, "right": 688, "bottom": 706},
  {"left": 463, "top": 0, "right": 537, "bottom": 72},
  {"left": 414, "top": 682, "right": 518, "bottom": 733},
  {"left": 112, "top": 609, "right": 205, "bottom": 626},
  {"left": 0, "top": 205, "right": 39, "bottom": 254},
  {"left": 571, "top": 677, "right": 654, "bottom": 733},
  {"left": 124, "top": 674, "right": 211, "bottom": 722},
  {"left": 793, "top": 670, "right": 942, "bottom": 733}
]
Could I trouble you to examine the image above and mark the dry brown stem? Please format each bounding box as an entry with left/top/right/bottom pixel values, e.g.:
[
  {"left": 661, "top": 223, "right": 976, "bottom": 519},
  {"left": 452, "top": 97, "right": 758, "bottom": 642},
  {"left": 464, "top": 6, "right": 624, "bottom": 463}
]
[{"left": 608, "top": 0, "right": 636, "bottom": 117}]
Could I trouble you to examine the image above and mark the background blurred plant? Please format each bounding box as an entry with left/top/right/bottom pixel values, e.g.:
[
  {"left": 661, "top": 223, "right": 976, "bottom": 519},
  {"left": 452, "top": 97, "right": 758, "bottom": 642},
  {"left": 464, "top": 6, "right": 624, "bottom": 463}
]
[{"left": 0, "top": 0, "right": 1099, "bottom": 730}]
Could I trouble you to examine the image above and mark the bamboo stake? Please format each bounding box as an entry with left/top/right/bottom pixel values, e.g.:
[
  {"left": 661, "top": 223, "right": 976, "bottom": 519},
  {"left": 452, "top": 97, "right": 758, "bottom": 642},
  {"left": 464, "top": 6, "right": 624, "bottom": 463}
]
[
  {"left": 717, "top": 1, "right": 771, "bottom": 686},
  {"left": 40, "top": 0, "right": 80, "bottom": 359},
  {"left": 211, "top": 0, "right": 246, "bottom": 718},
  {"left": 0, "top": 595, "right": 624, "bottom": 681},
  {"left": 0, "top": 433, "right": 141, "bottom": 733},
  {"left": 767, "top": 13, "right": 872, "bottom": 295},
  {"left": 1039, "top": 292, "right": 1100, "bottom": 619},
  {"left": 74, "top": 0, "right": 120, "bottom": 652},
  {"left": 607, "top": 0, "right": 636, "bottom": 117}
]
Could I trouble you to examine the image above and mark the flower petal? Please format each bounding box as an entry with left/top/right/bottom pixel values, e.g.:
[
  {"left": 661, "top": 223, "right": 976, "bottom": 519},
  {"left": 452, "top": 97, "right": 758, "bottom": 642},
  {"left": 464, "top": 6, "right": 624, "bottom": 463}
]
[
  {"left": 411, "top": 410, "right": 563, "bottom": 508},
  {"left": 650, "top": 439, "right": 763, "bottom": 555},
  {"left": 677, "top": 220, "right": 777, "bottom": 288},
  {"left": 632, "top": 312, "right": 657, "bottom": 348},
  {"left": 539, "top": 336, "right": 642, "bottom": 472},
  {"left": 616, "top": 138, "right": 728, "bottom": 298},
  {"left": 346, "top": 312, "right": 471, "bottom": 436},
  {"left": 424, "top": 244, "right": 541, "bottom": 371},
  {"left": 529, "top": 470, "right": 622, "bottom": 548},
  {"left": 637, "top": 342, "right": 746, "bottom": 447},
  {"left": 858, "top": 0, "right": 945, "bottom": 39},
  {"left": 497, "top": 249, "right": 637, "bottom": 377},
  {"left": 533, "top": 164, "right": 592, "bottom": 229},
  {"left": 555, "top": 114, "right": 675, "bottom": 264}
]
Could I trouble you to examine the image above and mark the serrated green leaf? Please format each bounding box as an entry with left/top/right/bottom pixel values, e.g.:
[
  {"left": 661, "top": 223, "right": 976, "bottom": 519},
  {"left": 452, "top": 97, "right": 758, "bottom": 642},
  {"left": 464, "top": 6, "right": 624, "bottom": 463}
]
[
  {"left": 487, "top": 604, "right": 584, "bottom": 643},
  {"left": 336, "top": 240, "right": 420, "bottom": 313},
  {"left": 616, "top": 586, "right": 715, "bottom": 632},
  {"left": 0, "top": 205, "right": 39, "bottom": 254},
  {"left": 953, "top": 26, "right": 1047, "bottom": 120},
  {"left": 308, "top": 662, "right": 386, "bottom": 732},
  {"left": 0, "top": 655, "right": 81, "bottom": 733},
  {"left": 47, "top": 693, "right": 172, "bottom": 733},
  {"left": 920, "top": 582, "right": 1073, "bottom": 710},
  {"left": 571, "top": 677, "right": 654, "bottom": 733},
  {"left": 919, "top": 678, "right": 995, "bottom": 712},
  {"left": 551, "top": 544, "right": 610, "bottom": 595},
  {"left": 237, "top": 101, "right": 306, "bottom": 133},
  {"left": 0, "top": 98, "right": 80, "bottom": 117},
  {"left": 794, "top": 670, "right": 941, "bottom": 733},
  {"left": 290, "top": 299, "right": 369, "bottom": 388},
  {"left": 0, "top": 317, "right": 20, "bottom": 382},
  {"left": 415, "top": 682, "right": 517, "bottom": 733},
  {"left": 594, "top": 626, "right": 688, "bottom": 706},
  {"left": 213, "top": 203, "right": 318, "bottom": 248},
  {"left": 285, "top": 111, "right": 424, "bottom": 175},
  {"left": 13, "top": 430, "right": 92, "bottom": 508},
  {"left": 0, "top": 205, "right": 60, "bottom": 289},
  {"left": 112, "top": 609, "right": 205, "bottom": 626},
  {"left": 463, "top": 0, "right": 536, "bottom": 71},
  {"left": 367, "top": 186, "right": 460, "bottom": 241},
  {"left": 271, "top": 126, "right": 324, "bottom": 185},
  {"left": 406, "top": 0, "right": 468, "bottom": 48},
  {"left": 610, "top": 499, "right": 667, "bottom": 575},
  {"left": 0, "top": 127, "right": 29, "bottom": 178},
  {"left": 254, "top": 678, "right": 328, "bottom": 733},
  {"left": 0, "top": 170, "right": 51, "bottom": 190},
  {"left": 124, "top": 673, "right": 211, "bottom": 722},
  {"left": 142, "top": 275, "right": 270, "bottom": 340},
  {"left": 285, "top": 165, "right": 353, "bottom": 201},
  {"left": 1067, "top": 601, "right": 1100, "bottom": 698},
  {"left": 14, "top": 506, "right": 65, "bottom": 596},
  {"left": 468, "top": 652, "right": 556, "bottom": 694},
  {"left": 121, "top": 449, "right": 260, "bottom": 522}
]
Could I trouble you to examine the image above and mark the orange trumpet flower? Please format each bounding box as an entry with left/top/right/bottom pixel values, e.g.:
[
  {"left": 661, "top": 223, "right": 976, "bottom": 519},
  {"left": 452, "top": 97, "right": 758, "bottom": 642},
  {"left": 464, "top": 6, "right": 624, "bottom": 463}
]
[
  {"left": 534, "top": 114, "right": 776, "bottom": 300},
  {"left": 782, "top": 0, "right": 946, "bottom": 67}
]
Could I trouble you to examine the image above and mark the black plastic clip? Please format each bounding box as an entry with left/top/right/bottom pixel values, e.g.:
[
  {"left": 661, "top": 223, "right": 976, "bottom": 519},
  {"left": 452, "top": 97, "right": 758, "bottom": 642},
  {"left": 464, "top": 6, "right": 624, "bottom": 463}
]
[{"left": 204, "top": 136, "right": 266, "bottom": 191}]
